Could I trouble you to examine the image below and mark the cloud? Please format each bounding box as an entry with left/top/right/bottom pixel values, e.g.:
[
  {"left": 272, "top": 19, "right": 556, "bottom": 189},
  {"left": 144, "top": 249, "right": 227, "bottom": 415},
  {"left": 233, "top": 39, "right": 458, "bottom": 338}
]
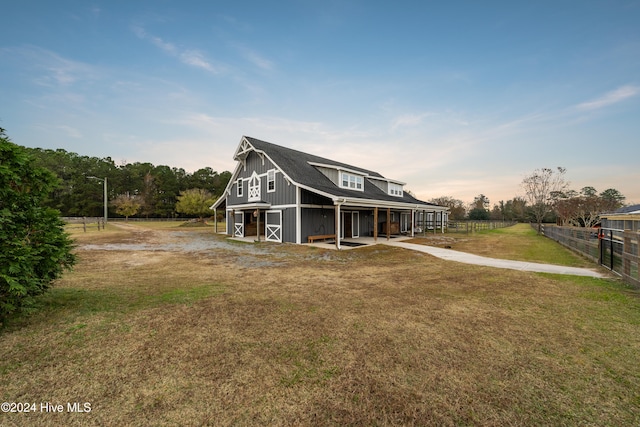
[
  {"left": 179, "top": 50, "right": 219, "bottom": 73},
  {"left": 132, "top": 25, "right": 222, "bottom": 73},
  {"left": 57, "top": 125, "right": 83, "bottom": 138},
  {"left": 232, "top": 43, "right": 274, "bottom": 71},
  {"left": 391, "top": 112, "right": 433, "bottom": 130},
  {"left": 576, "top": 85, "right": 640, "bottom": 111},
  {"left": 4, "top": 46, "right": 96, "bottom": 87},
  {"left": 131, "top": 26, "right": 175, "bottom": 54}
]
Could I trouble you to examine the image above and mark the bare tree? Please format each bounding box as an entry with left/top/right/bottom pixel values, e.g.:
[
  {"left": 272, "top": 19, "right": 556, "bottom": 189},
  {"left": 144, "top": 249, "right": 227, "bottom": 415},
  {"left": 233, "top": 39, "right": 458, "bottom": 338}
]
[
  {"left": 554, "top": 187, "right": 626, "bottom": 227},
  {"left": 521, "top": 167, "right": 569, "bottom": 233},
  {"left": 428, "top": 196, "right": 466, "bottom": 220}
]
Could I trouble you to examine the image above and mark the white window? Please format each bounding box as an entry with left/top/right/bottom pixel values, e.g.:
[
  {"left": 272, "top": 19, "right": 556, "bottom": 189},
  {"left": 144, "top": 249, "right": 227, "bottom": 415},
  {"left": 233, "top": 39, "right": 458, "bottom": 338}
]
[
  {"left": 237, "top": 179, "right": 243, "bottom": 197},
  {"left": 389, "top": 183, "right": 403, "bottom": 197},
  {"left": 340, "top": 172, "right": 364, "bottom": 191},
  {"left": 267, "top": 169, "right": 276, "bottom": 192}
]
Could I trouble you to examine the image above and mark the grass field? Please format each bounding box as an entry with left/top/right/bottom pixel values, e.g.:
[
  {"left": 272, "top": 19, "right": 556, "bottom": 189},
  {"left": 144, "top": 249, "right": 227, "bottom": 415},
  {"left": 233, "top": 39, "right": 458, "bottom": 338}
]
[
  {"left": 1, "top": 223, "right": 639, "bottom": 426},
  {"left": 408, "top": 224, "right": 594, "bottom": 267}
]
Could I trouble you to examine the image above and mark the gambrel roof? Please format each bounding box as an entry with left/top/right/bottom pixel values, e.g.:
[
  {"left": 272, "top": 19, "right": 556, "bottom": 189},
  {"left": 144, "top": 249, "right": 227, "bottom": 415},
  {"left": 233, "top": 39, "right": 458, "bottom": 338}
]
[{"left": 214, "top": 136, "right": 444, "bottom": 210}]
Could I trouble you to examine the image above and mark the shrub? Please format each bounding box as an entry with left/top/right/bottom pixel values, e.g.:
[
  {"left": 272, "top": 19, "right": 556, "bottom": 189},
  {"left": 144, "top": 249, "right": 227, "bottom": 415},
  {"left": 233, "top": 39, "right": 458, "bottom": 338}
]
[{"left": 0, "top": 128, "right": 75, "bottom": 323}]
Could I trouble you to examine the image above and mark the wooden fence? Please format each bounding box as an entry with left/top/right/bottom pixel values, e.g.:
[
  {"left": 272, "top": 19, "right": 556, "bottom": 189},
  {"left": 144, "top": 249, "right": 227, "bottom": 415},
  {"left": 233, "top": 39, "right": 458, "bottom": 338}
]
[
  {"left": 539, "top": 225, "right": 600, "bottom": 263},
  {"left": 62, "top": 217, "right": 106, "bottom": 232},
  {"left": 620, "top": 230, "right": 640, "bottom": 288},
  {"left": 446, "top": 220, "right": 517, "bottom": 234},
  {"left": 541, "top": 224, "right": 640, "bottom": 288}
]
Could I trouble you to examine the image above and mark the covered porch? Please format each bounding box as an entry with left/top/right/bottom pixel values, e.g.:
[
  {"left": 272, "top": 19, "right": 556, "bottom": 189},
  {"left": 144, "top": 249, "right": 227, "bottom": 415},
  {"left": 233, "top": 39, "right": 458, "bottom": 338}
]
[{"left": 328, "top": 202, "right": 447, "bottom": 250}]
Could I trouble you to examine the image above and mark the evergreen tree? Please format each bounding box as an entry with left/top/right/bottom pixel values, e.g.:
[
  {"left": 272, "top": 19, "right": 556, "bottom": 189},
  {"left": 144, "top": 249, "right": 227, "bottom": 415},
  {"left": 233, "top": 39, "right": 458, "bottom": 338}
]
[{"left": 0, "top": 129, "right": 75, "bottom": 323}]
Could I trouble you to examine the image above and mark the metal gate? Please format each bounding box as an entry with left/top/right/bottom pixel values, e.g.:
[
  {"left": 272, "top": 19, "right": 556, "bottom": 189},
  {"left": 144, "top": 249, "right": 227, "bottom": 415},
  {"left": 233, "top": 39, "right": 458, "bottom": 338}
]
[{"left": 599, "top": 228, "right": 624, "bottom": 274}]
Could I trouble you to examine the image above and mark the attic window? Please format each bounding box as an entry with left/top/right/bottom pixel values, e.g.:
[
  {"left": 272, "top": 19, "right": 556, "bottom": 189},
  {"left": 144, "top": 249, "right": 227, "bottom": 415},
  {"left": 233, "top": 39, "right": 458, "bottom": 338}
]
[
  {"left": 237, "top": 179, "right": 244, "bottom": 197},
  {"left": 267, "top": 169, "right": 276, "bottom": 192},
  {"left": 340, "top": 172, "right": 364, "bottom": 191},
  {"left": 389, "top": 183, "right": 403, "bottom": 197}
]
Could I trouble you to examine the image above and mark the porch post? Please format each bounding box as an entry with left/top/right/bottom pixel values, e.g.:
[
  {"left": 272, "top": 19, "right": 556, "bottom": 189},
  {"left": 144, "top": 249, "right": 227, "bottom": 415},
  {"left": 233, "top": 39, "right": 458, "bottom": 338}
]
[
  {"left": 423, "top": 210, "right": 427, "bottom": 236},
  {"left": 335, "top": 203, "right": 341, "bottom": 250},
  {"left": 387, "top": 208, "right": 391, "bottom": 241},
  {"left": 214, "top": 209, "right": 217, "bottom": 233},
  {"left": 411, "top": 210, "right": 415, "bottom": 237},
  {"left": 433, "top": 210, "right": 436, "bottom": 234},
  {"left": 373, "top": 207, "right": 378, "bottom": 242},
  {"left": 256, "top": 208, "right": 261, "bottom": 242},
  {"left": 231, "top": 209, "right": 235, "bottom": 236}
]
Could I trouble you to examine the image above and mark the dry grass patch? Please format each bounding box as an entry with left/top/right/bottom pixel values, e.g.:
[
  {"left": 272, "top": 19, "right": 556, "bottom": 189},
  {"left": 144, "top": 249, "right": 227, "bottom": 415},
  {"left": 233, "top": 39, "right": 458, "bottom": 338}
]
[{"left": 1, "top": 224, "right": 639, "bottom": 426}]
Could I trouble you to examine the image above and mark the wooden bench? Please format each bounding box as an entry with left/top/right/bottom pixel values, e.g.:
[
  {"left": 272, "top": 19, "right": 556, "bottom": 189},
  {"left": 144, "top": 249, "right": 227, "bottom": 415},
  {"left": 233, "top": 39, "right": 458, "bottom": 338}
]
[{"left": 307, "top": 234, "right": 336, "bottom": 243}]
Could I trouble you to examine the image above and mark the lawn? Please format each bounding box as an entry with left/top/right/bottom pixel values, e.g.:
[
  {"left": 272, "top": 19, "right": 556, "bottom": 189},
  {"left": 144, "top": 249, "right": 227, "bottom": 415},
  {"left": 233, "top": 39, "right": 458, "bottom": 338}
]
[
  {"left": 409, "top": 223, "right": 595, "bottom": 267},
  {"left": 1, "top": 222, "right": 639, "bottom": 426}
]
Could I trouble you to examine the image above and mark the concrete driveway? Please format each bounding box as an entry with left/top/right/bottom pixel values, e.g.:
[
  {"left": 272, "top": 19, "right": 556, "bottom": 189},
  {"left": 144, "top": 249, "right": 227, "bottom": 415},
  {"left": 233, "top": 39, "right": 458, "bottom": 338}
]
[{"left": 384, "top": 241, "right": 607, "bottom": 278}]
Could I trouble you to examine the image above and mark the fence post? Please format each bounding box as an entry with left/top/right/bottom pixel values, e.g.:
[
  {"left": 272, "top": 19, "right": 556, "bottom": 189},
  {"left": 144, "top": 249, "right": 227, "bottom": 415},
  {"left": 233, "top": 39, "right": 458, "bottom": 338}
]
[
  {"left": 610, "top": 230, "right": 614, "bottom": 270},
  {"left": 623, "top": 232, "right": 631, "bottom": 277}
]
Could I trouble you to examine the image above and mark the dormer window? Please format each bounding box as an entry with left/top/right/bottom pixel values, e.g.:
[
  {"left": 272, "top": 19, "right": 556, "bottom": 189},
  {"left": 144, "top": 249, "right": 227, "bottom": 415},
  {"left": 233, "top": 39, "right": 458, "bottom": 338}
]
[
  {"left": 389, "top": 183, "right": 403, "bottom": 197},
  {"left": 341, "top": 172, "right": 364, "bottom": 191}
]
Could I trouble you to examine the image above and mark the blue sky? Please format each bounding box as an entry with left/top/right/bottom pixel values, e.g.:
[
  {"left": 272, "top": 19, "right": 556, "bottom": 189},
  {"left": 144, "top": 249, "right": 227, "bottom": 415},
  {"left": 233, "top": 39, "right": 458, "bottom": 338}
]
[{"left": 2, "top": 1, "right": 639, "bottom": 205}]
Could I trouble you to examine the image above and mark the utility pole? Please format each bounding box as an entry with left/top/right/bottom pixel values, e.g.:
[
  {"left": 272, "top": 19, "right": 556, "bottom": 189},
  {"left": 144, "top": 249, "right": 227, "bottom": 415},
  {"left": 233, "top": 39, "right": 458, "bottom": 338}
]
[{"left": 88, "top": 176, "right": 108, "bottom": 226}]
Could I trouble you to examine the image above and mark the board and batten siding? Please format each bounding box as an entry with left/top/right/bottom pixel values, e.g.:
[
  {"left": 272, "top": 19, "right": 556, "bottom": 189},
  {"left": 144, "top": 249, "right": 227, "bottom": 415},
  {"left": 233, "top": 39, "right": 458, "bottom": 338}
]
[
  {"left": 301, "top": 208, "right": 336, "bottom": 241},
  {"left": 314, "top": 166, "right": 340, "bottom": 187},
  {"left": 227, "top": 151, "right": 296, "bottom": 207}
]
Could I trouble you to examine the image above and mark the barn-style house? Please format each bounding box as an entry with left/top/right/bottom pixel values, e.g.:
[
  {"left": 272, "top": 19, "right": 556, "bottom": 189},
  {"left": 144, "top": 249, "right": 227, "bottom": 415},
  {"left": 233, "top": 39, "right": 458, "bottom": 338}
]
[{"left": 211, "top": 136, "right": 448, "bottom": 249}]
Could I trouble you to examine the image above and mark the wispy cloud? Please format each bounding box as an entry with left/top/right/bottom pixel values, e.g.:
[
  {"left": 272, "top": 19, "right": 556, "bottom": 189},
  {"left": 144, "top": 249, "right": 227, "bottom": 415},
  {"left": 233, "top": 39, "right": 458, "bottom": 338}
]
[
  {"left": 132, "top": 25, "right": 222, "bottom": 73},
  {"left": 132, "top": 26, "right": 176, "bottom": 54},
  {"left": 232, "top": 43, "right": 274, "bottom": 71},
  {"left": 3, "top": 46, "right": 96, "bottom": 87},
  {"left": 179, "top": 50, "right": 218, "bottom": 72},
  {"left": 57, "top": 125, "right": 83, "bottom": 138},
  {"left": 391, "top": 112, "right": 433, "bottom": 130},
  {"left": 576, "top": 85, "right": 640, "bottom": 110}
]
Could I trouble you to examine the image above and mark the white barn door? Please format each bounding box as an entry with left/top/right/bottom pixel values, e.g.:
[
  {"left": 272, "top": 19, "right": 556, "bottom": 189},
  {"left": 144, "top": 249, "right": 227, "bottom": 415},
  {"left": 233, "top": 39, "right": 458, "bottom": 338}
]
[
  {"left": 234, "top": 212, "right": 244, "bottom": 237},
  {"left": 265, "top": 210, "right": 282, "bottom": 242}
]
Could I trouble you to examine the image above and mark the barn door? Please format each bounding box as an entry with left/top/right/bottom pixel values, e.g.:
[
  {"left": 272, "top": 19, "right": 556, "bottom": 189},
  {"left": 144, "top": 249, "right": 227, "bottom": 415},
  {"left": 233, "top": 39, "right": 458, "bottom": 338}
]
[
  {"left": 265, "top": 210, "right": 282, "bottom": 242},
  {"left": 234, "top": 212, "right": 244, "bottom": 237}
]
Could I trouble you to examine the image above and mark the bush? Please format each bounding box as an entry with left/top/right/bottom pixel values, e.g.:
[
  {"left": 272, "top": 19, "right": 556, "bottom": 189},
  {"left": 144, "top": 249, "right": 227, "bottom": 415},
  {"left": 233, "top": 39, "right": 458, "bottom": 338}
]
[{"left": 0, "top": 129, "right": 75, "bottom": 323}]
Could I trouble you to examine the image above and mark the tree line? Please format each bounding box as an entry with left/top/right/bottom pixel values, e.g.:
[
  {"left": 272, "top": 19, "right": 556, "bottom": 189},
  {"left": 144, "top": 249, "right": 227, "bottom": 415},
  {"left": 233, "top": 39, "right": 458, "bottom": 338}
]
[
  {"left": 25, "top": 147, "right": 232, "bottom": 219},
  {"left": 19, "top": 145, "right": 631, "bottom": 227},
  {"left": 429, "top": 167, "right": 626, "bottom": 230}
]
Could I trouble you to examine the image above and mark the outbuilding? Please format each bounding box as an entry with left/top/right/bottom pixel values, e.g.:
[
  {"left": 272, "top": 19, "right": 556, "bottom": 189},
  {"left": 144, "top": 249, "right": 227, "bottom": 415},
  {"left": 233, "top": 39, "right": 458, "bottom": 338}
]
[{"left": 211, "top": 136, "right": 448, "bottom": 249}]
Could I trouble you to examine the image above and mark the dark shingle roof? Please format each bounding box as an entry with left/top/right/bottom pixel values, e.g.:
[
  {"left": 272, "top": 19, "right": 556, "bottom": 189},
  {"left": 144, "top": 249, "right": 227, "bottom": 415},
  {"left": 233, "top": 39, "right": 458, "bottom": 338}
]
[
  {"left": 613, "top": 204, "right": 640, "bottom": 214},
  {"left": 244, "top": 136, "right": 440, "bottom": 207}
]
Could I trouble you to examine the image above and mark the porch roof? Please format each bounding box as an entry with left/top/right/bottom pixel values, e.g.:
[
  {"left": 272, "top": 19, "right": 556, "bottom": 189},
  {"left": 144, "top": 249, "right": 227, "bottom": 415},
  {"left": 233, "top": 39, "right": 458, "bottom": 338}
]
[{"left": 227, "top": 202, "right": 272, "bottom": 210}]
